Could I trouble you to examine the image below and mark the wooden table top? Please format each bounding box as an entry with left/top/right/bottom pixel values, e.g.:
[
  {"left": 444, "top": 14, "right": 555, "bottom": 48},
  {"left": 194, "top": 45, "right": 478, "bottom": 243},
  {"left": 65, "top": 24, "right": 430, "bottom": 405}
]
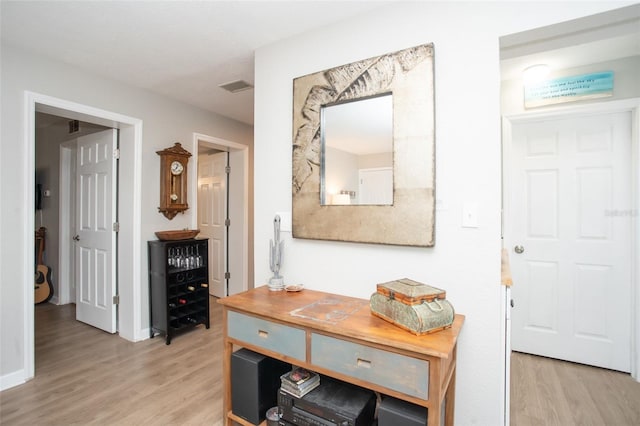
[{"left": 219, "top": 285, "right": 464, "bottom": 359}]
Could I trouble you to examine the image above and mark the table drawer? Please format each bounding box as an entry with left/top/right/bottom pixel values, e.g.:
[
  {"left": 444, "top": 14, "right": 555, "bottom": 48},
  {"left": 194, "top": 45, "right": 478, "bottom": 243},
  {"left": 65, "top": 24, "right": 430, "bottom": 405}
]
[
  {"left": 227, "top": 311, "right": 305, "bottom": 361},
  {"left": 311, "top": 333, "right": 429, "bottom": 399}
]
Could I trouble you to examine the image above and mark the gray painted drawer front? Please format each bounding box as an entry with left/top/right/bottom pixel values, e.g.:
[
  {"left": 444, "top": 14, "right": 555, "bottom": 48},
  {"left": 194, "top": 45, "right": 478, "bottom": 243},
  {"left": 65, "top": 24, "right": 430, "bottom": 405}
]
[
  {"left": 227, "top": 311, "right": 305, "bottom": 361},
  {"left": 311, "top": 333, "right": 429, "bottom": 399}
]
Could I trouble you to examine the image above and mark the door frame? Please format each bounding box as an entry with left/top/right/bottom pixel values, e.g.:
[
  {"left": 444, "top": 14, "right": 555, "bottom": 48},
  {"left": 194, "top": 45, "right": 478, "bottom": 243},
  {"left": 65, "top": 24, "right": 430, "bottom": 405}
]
[
  {"left": 23, "top": 91, "right": 143, "bottom": 381},
  {"left": 501, "top": 100, "right": 640, "bottom": 408},
  {"left": 191, "top": 132, "right": 249, "bottom": 295}
]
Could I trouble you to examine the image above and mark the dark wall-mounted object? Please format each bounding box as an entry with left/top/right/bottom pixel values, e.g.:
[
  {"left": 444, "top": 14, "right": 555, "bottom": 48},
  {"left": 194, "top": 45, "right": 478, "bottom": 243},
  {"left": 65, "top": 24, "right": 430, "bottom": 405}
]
[
  {"left": 156, "top": 142, "right": 192, "bottom": 220},
  {"left": 35, "top": 183, "right": 43, "bottom": 211}
]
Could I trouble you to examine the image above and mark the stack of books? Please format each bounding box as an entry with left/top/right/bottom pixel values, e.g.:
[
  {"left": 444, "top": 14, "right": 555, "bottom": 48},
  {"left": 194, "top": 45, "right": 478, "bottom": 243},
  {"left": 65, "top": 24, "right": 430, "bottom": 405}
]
[{"left": 280, "top": 367, "right": 320, "bottom": 398}]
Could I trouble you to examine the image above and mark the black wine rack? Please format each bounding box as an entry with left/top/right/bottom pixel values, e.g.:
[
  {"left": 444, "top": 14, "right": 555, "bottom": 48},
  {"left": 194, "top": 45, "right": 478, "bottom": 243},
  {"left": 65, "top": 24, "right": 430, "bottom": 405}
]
[{"left": 148, "top": 238, "right": 210, "bottom": 344}]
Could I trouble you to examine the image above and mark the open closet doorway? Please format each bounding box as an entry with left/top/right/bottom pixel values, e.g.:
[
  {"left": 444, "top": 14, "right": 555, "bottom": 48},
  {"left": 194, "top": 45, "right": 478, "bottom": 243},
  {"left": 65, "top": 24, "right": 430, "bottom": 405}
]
[
  {"left": 500, "top": 5, "right": 640, "bottom": 424},
  {"left": 24, "top": 92, "right": 143, "bottom": 381},
  {"left": 193, "top": 133, "right": 250, "bottom": 298},
  {"left": 37, "top": 114, "right": 118, "bottom": 332}
]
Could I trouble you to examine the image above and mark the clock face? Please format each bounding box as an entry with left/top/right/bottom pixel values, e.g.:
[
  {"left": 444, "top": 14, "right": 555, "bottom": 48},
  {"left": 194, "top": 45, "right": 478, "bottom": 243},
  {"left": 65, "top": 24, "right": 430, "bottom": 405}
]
[{"left": 170, "top": 160, "right": 184, "bottom": 175}]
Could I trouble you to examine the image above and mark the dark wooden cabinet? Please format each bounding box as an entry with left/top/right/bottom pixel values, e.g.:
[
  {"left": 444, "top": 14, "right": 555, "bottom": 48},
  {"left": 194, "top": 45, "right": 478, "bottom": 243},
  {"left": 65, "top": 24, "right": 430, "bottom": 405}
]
[{"left": 148, "top": 238, "right": 210, "bottom": 344}]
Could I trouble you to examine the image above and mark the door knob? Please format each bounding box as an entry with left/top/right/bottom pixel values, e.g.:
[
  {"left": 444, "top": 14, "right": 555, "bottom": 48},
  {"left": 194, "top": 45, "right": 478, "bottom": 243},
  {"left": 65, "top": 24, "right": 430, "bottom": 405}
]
[
  {"left": 73, "top": 235, "right": 80, "bottom": 241},
  {"left": 514, "top": 245, "right": 524, "bottom": 254}
]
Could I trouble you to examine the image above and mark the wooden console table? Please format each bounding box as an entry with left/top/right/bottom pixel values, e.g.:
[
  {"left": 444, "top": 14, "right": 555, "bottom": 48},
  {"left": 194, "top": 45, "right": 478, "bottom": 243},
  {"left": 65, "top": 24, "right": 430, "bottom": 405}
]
[{"left": 219, "top": 286, "right": 464, "bottom": 426}]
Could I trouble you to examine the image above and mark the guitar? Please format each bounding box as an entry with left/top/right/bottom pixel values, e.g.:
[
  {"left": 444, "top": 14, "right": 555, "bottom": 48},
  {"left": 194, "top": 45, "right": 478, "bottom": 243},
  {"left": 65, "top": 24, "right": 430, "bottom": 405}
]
[{"left": 34, "top": 227, "right": 53, "bottom": 304}]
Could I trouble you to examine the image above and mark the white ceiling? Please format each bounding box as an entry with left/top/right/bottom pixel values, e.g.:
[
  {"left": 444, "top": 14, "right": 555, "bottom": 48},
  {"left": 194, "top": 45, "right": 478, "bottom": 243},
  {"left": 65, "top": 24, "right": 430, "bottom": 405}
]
[
  {"left": 3, "top": 2, "right": 638, "bottom": 126},
  {"left": 325, "top": 95, "right": 393, "bottom": 156},
  {"left": 1, "top": 1, "right": 390, "bottom": 125}
]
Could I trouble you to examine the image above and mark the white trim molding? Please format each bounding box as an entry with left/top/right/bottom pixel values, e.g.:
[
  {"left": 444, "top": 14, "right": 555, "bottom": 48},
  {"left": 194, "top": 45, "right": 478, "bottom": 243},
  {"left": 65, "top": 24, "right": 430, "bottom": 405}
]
[
  {"left": 0, "top": 369, "right": 27, "bottom": 392},
  {"left": 19, "top": 91, "right": 144, "bottom": 388}
]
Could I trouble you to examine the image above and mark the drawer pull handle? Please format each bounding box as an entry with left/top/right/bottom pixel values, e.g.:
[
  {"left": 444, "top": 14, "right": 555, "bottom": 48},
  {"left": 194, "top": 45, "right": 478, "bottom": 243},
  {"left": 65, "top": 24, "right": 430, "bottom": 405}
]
[
  {"left": 357, "top": 358, "right": 372, "bottom": 368},
  {"left": 258, "top": 330, "right": 269, "bottom": 338}
]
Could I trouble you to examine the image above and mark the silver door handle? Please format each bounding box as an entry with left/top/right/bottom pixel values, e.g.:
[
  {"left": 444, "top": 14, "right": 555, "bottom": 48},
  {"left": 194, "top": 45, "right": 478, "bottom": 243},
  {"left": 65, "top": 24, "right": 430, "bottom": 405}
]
[
  {"left": 514, "top": 245, "right": 524, "bottom": 254},
  {"left": 73, "top": 235, "right": 80, "bottom": 241}
]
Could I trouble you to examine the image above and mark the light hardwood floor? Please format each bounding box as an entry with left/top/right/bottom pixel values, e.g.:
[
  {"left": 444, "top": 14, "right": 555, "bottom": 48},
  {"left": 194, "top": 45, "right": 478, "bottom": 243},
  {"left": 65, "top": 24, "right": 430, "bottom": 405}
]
[
  {"left": 511, "top": 351, "right": 640, "bottom": 426},
  {"left": 0, "top": 299, "right": 224, "bottom": 425},
  {"left": 3, "top": 301, "right": 639, "bottom": 425}
]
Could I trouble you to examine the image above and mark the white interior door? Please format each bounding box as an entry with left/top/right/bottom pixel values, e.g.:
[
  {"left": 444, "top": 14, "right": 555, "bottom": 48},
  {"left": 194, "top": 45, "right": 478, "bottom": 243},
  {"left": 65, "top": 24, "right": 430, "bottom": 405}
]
[
  {"left": 227, "top": 150, "right": 245, "bottom": 296},
  {"left": 198, "top": 152, "right": 227, "bottom": 297},
  {"left": 75, "top": 129, "right": 118, "bottom": 333},
  {"left": 509, "top": 111, "right": 632, "bottom": 372},
  {"left": 358, "top": 167, "right": 393, "bottom": 205}
]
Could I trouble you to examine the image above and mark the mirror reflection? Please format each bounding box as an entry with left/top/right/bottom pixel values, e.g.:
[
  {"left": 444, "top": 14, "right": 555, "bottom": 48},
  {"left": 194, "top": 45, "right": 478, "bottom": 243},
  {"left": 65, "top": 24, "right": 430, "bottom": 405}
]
[{"left": 321, "top": 94, "right": 393, "bottom": 206}]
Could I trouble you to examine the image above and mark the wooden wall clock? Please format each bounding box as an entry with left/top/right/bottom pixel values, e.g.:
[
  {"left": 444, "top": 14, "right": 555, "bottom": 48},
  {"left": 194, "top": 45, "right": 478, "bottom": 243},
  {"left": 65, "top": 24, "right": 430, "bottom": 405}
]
[{"left": 157, "top": 142, "right": 192, "bottom": 220}]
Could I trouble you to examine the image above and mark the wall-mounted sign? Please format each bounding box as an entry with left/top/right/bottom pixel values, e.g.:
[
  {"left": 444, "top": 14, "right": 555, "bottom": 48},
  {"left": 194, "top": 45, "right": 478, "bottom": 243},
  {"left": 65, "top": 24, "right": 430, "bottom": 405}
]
[{"left": 524, "top": 71, "right": 613, "bottom": 108}]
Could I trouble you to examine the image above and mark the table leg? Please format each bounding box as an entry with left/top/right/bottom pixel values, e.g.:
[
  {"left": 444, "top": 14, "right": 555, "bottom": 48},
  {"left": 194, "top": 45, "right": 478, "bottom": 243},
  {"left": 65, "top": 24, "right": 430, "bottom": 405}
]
[{"left": 444, "top": 364, "right": 456, "bottom": 426}]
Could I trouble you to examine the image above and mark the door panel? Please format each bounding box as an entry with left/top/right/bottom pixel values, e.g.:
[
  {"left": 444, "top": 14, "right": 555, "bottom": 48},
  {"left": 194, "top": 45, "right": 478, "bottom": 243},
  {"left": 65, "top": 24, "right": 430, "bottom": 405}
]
[
  {"left": 198, "top": 152, "right": 227, "bottom": 297},
  {"left": 358, "top": 167, "right": 392, "bottom": 205},
  {"left": 510, "top": 111, "right": 631, "bottom": 372},
  {"left": 525, "top": 260, "right": 557, "bottom": 331},
  {"left": 75, "top": 129, "right": 117, "bottom": 333},
  {"left": 527, "top": 169, "right": 558, "bottom": 238},
  {"left": 227, "top": 149, "right": 246, "bottom": 296},
  {"left": 577, "top": 167, "right": 611, "bottom": 238}
]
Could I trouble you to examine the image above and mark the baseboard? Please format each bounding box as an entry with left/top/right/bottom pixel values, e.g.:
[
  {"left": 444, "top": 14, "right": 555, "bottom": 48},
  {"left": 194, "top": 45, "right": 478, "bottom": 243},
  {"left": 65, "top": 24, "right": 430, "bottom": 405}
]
[
  {"left": 138, "top": 327, "right": 151, "bottom": 341},
  {"left": 0, "top": 369, "right": 27, "bottom": 391}
]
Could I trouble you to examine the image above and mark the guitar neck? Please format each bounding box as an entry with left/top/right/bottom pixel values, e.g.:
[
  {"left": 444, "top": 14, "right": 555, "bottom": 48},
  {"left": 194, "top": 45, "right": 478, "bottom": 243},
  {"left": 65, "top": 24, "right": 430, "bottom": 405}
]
[{"left": 35, "top": 227, "right": 46, "bottom": 265}]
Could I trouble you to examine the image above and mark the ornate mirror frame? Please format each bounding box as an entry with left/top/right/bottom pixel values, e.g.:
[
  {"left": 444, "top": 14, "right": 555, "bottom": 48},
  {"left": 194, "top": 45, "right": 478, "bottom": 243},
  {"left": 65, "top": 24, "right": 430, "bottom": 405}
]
[{"left": 292, "top": 43, "right": 435, "bottom": 247}]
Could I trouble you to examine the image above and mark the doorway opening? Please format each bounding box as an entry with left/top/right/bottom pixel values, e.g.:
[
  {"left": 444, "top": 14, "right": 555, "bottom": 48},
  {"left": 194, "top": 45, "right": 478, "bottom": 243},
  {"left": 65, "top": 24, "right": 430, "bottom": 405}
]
[
  {"left": 37, "top": 116, "right": 119, "bottom": 332},
  {"left": 506, "top": 109, "right": 633, "bottom": 372},
  {"left": 503, "top": 102, "right": 639, "bottom": 424},
  {"left": 36, "top": 114, "right": 112, "bottom": 307},
  {"left": 500, "top": 5, "right": 640, "bottom": 425},
  {"left": 192, "top": 133, "right": 250, "bottom": 298},
  {"left": 23, "top": 92, "right": 143, "bottom": 381}
]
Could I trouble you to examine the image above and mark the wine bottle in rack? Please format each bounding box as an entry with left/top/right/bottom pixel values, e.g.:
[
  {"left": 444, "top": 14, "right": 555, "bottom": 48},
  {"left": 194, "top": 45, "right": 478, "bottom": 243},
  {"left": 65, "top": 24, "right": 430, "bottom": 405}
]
[{"left": 196, "top": 245, "right": 203, "bottom": 267}]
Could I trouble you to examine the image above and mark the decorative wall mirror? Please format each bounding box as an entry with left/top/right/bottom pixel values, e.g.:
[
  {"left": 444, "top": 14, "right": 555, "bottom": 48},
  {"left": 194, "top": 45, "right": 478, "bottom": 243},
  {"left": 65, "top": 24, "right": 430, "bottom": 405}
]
[{"left": 292, "top": 43, "right": 435, "bottom": 246}]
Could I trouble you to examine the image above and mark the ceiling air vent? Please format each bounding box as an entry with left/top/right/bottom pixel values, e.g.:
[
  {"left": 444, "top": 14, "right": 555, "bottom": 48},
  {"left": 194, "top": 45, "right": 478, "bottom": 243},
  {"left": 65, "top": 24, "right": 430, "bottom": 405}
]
[
  {"left": 218, "top": 80, "right": 253, "bottom": 93},
  {"left": 68, "top": 120, "right": 80, "bottom": 134}
]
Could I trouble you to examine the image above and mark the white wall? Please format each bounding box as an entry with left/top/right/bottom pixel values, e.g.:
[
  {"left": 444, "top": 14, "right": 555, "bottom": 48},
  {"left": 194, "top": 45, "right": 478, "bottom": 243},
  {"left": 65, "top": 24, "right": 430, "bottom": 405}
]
[
  {"left": 325, "top": 146, "right": 358, "bottom": 203},
  {"left": 502, "top": 56, "right": 640, "bottom": 115},
  {"left": 0, "top": 45, "right": 252, "bottom": 386},
  {"left": 253, "top": 2, "right": 633, "bottom": 425}
]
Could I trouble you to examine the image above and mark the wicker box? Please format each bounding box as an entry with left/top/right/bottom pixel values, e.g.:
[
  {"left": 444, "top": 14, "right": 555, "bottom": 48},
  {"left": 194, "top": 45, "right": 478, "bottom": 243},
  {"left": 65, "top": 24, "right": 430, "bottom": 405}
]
[{"left": 370, "top": 278, "right": 454, "bottom": 335}]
